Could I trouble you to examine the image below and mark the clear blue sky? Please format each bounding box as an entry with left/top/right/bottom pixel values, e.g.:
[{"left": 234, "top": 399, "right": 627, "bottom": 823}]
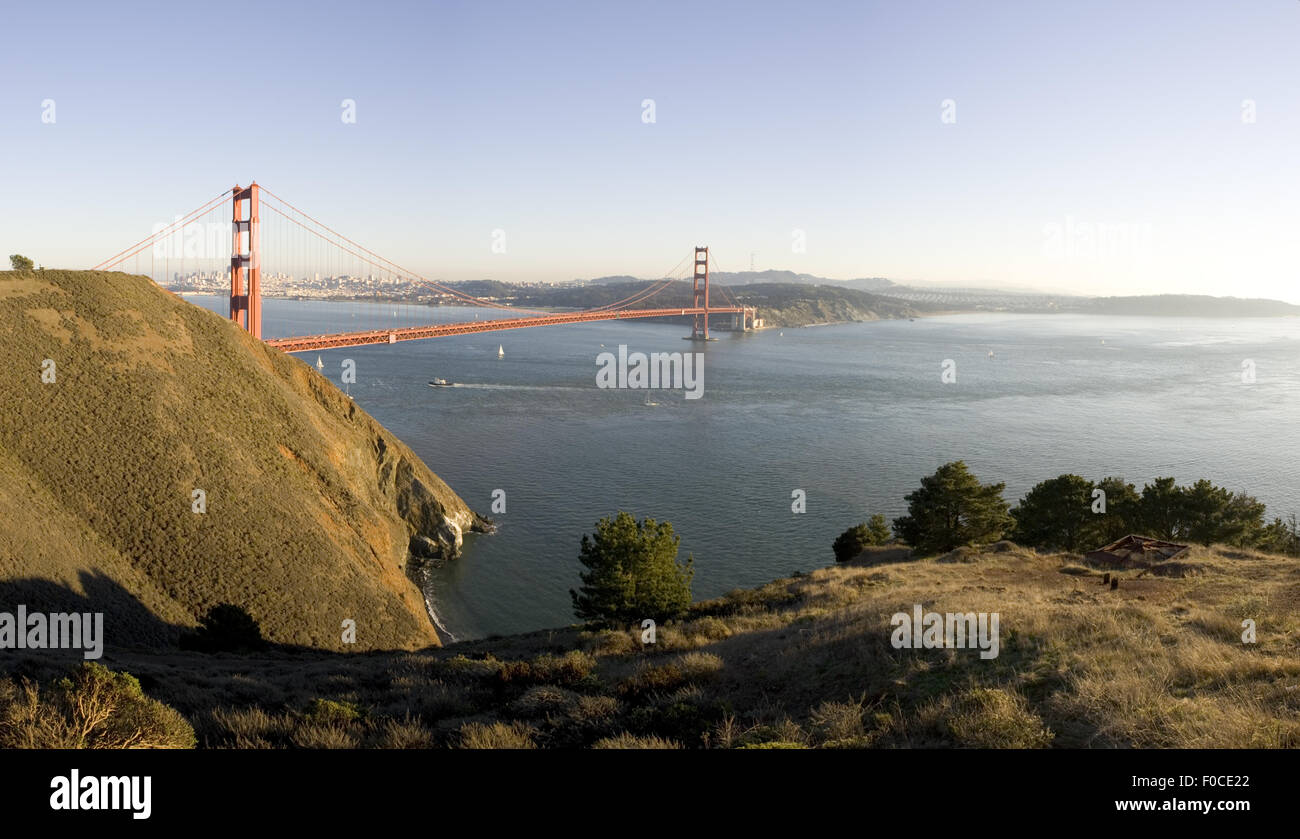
[{"left": 3, "top": 0, "right": 1298, "bottom": 299}]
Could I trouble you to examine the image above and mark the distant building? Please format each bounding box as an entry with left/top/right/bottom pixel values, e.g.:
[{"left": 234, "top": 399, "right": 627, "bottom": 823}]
[{"left": 1084, "top": 534, "right": 1189, "bottom": 568}]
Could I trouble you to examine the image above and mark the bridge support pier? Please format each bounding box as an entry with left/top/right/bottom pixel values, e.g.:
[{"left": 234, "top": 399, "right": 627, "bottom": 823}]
[
  {"left": 687, "top": 245, "right": 714, "bottom": 341},
  {"left": 230, "top": 183, "right": 261, "bottom": 339}
]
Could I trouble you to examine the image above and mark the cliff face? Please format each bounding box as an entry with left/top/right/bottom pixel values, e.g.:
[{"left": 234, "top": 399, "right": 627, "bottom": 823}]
[{"left": 0, "top": 270, "right": 488, "bottom": 652}]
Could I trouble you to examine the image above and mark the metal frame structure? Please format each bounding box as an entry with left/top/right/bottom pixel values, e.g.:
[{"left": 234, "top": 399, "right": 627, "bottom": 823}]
[
  {"left": 264, "top": 304, "right": 750, "bottom": 352},
  {"left": 229, "top": 183, "right": 261, "bottom": 339},
  {"left": 690, "top": 246, "right": 710, "bottom": 340}
]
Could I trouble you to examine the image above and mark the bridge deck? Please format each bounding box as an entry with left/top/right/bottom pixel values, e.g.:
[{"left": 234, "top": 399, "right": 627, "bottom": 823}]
[{"left": 264, "top": 306, "right": 749, "bottom": 352}]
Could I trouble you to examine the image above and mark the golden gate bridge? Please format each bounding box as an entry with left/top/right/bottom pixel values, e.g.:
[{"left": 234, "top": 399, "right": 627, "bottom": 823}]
[{"left": 91, "top": 183, "right": 757, "bottom": 353}]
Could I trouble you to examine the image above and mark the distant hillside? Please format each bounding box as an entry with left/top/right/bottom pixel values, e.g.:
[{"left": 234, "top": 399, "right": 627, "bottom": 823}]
[
  {"left": 1065, "top": 294, "right": 1300, "bottom": 317},
  {"left": 587, "top": 270, "right": 896, "bottom": 292},
  {"left": 726, "top": 283, "right": 922, "bottom": 327},
  {"left": 481, "top": 280, "right": 922, "bottom": 327},
  {"left": 578, "top": 277, "right": 1300, "bottom": 318},
  {"left": 0, "top": 270, "right": 488, "bottom": 652}
]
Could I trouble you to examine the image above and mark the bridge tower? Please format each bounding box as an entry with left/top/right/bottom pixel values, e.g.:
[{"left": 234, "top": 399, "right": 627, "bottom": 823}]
[
  {"left": 229, "top": 183, "right": 262, "bottom": 339},
  {"left": 689, "top": 245, "right": 711, "bottom": 340}
]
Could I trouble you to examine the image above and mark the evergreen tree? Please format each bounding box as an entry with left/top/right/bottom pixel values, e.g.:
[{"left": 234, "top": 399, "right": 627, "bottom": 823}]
[
  {"left": 1180, "top": 479, "right": 1264, "bottom": 546},
  {"left": 1010, "top": 474, "right": 1094, "bottom": 551},
  {"left": 865, "top": 513, "right": 891, "bottom": 545},
  {"left": 570, "top": 512, "right": 694, "bottom": 625},
  {"left": 1256, "top": 514, "right": 1300, "bottom": 556},
  {"left": 892, "top": 461, "right": 1012, "bottom": 553},
  {"left": 832, "top": 514, "right": 892, "bottom": 562},
  {"left": 1085, "top": 476, "right": 1142, "bottom": 546},
  {"left": 1139, "top": 477, "right": 1184, "bottom": 540}
]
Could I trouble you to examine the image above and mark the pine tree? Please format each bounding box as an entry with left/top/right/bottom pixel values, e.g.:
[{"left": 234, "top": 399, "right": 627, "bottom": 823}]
[
  {"left": 1011, "top": 474, "right": 1094, "bottom": 551},
  {"left": 1139, "top": 477, "right": 1184, "bottom": 540},
  {"left": 832, "top": 514, "right": 893, "bottom": 562},
  {"left": 1085, "top": 476, "right": 1142, "bottom": 546},
  {"left": 892, "top": 461, "right": 1011, "bottom": 553},
  {"left": 570, "top": 512, "right": 694, "bottom": 625}
]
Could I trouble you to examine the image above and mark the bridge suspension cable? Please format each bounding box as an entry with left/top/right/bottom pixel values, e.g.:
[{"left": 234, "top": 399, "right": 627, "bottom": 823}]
[
  {"left": 257, "top": 188, "right": 550, "bottom": 315},
  {"left": 91, "top": 189, "right": 234, "bottom": 271},
  {"left": 89, "top": 184, "right": 753, "bottom": 349},
  {"left": 581, "top": 253, "right": 693, "bottom": 312},
  {"left": 702, "top": 250, "right": 743, "bottom": 309}
]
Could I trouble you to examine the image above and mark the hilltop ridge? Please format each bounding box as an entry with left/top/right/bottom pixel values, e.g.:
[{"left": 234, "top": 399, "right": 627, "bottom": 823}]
[{"left": 0, "top": 269, "right": 489, "bottom": 652}]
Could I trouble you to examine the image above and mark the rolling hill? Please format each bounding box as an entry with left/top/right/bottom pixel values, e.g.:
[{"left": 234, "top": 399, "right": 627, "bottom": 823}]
[{"left": 0, "top": 269, "right": 489, "bottom": 652}]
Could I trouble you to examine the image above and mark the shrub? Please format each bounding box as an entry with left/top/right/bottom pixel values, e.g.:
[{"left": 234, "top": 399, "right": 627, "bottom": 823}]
[
  {"left": 206, "top": 706, "right": 293, "bottom": 748},
  {"left": 378, "top": 714, "right": 435, "bottom": 749},
  {"left": 510, "top": 685, "right": 577, "bottom": 717},
  {"left": 672, "top": 652, "right": 724, "bottom": 682},
  {"left": 0, "top": 662, "right": 195, "bottom": 749},
  {"left": 832, "top": 514, "right": 892, "bottom": 561},
  {"left": 945, "top": 688, "right": 1054, "bottom": 749},
  {"left": 1256, "top": 515, "right": 1300, "bottom": 557},
  {"left": 570, "top": 511, "right": 694, "bottom": 625},
  {"left": 9, "top": 254, "right": 34, "bottom": 271},
  {"left": 809, "top": 699, "right": 866, "bottom": 743},
  {"left": 290, "top": 723, "right": 358, "bottom": 749},
  {"left": 303, "top": 698, "right": 364, "bottom": 725},
  {"left": 591, "top": 733, "right": 682, "bottom": 749},
  {"left": 180, "top": 603, "right": 266, "bottom": 653},
  {"left": 457, "top": 720, "right": 537, "bottom": 749},
  {"left": 495, "top": 650, "right": 596, "bottom": 687},
  {"left": 621, "top": 662, "right": 686, "bottom": 697}
]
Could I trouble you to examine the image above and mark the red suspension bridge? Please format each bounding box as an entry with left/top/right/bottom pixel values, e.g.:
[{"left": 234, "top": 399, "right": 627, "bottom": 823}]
[{"left": 92, "top": 183, "right": 758, "bottom": 353}]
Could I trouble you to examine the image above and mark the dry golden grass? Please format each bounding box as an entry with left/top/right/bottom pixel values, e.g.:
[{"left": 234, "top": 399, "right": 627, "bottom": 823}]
[
  {"left": 457, "top": 720, "right": 537, "bottom": 749},
  {"left": 8, "top": 541, "right": 1297, "bottom": 749},
  {"left": 591, "top": 733, "right": 682, "bottom": 749}
]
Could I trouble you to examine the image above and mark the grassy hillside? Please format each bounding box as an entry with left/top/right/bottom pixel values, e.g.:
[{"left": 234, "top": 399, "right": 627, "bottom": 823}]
[
  {"left": 18, "top": 541, "right": 1295, "bottom": 748},
  {"left": 727, "top": 283, "right": 923, "bottom": 327},
  {"left": 453, "top": 280, "right": 924, "bottom": 327},
  {"left": 0, "top": 270, "right": 488, "bottom": 651}
]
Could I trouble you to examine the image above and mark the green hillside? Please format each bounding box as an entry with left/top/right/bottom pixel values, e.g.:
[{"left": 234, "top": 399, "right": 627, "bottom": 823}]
[{"left": 0, "top": 270, "right": 488, "bottom": 651}]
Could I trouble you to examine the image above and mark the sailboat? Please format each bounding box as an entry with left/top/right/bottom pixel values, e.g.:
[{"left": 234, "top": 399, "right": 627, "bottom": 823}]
[
  {"left": 315, "top": 355, "right": 324, "bottom": 372},
  {"left": 497, "top": 344, "right": 505, "bottom": 358}
]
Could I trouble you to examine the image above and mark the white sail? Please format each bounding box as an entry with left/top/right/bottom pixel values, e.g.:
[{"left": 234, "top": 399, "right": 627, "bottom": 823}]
[{"left": 497, "top": 344, "right": 505, "bottom": 357}]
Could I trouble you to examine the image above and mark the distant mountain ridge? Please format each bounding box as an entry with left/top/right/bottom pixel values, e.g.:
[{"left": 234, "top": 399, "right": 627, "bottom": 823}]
[
  {"left": 577, "top": 273, "right": 1300, "bottom": 317},
  {"left": 587, "top": 270, "right": 896, "bottom": 292},
  {"left": 1070, "top": 294, "right": 1300, "bottom": 317}
]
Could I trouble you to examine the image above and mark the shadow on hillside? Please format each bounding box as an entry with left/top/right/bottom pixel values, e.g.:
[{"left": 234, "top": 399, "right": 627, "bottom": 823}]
[
  {"left": 0, "top": 570, "right": 328, "bottom": 664},
  {"left": 0, "top": 570, "right": 187, "bottom": 650},
  {"left": 684, "top": 608, "right": 1107, "bottom": 748}
]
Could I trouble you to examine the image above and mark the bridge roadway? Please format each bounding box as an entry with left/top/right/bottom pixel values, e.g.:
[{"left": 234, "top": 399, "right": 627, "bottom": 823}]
[{"left": 264, "top": 306, "right": 749, "bottom": 352}]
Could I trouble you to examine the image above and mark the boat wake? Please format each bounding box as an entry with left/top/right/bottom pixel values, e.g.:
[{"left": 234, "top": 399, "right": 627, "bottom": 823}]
[{"left": 444, "top": 383, "right": 588, "bottom": 392}]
